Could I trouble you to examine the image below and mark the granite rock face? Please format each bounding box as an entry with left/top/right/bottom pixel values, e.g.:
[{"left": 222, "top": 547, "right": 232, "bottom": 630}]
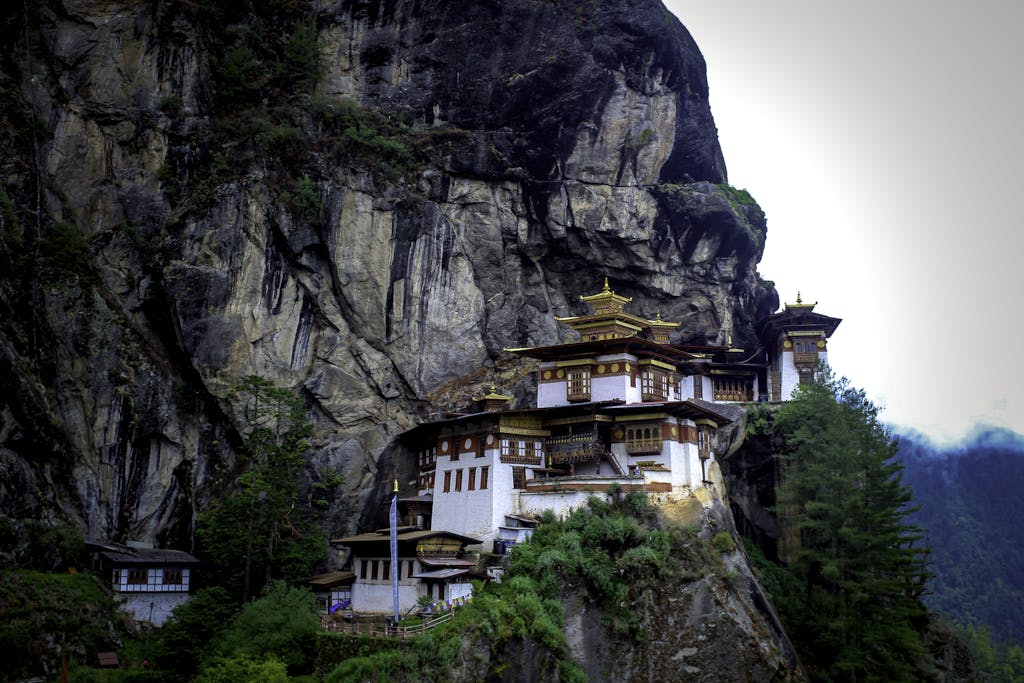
[{"left": 0, "top": 0, "right": 776, "bottom": 545}]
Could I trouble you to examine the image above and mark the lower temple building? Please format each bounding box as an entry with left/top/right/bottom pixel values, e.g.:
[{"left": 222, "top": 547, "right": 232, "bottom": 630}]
[{"left": 328, "top": 528, "right": 482, "bottom": 615}]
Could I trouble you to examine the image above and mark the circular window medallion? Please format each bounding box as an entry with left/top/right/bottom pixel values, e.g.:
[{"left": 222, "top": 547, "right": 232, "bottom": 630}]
[
  {"left": 817, "top": 340, "right": 826, "bottom": 349},
  {"left": 464, "top": 438, "right": 472, "bottom": 450},
  {"left": 486, "top": 434, "right": 494, "bottom": 445},
  {"left": 542, "top": 370, "right": 552, "bottom": 380},
  {"left": 611, "top": 363, "right": 619, "bottom": 372},
  {"left": 671, "top": 426, "right": 678, "bottom": 437},
  {"left": 597, "top": 365, "right": 606, "bottom": 374},
  {"left": 556, "top": 369, "right": 565, "bottom": 379},
  {"left": 440, "top": 440, "right": 449, "bottom": 452}
]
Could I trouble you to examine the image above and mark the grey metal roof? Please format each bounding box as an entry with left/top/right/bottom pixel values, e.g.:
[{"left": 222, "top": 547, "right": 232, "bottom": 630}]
[{"left": 87, "top": 541, "right": 199, "bottom": 565}]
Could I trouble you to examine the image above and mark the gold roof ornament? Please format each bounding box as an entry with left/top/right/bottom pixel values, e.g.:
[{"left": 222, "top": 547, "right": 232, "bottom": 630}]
[
  {"left": 578, "top": 276, "right": 633, "bottom": 316},
  {"left": 479, "top": 385, "right": 512, "bottom": 401},
  {"left": 787, "top": 290, "right": 817, "bottom": 311},
  {"left": 645, "top": 310, "right": 677, "bottom": 329},
  {"left": 474, "top": 384, "right": 513, "bottom": 411},
  {"left": 725, "top": 332, "right": 744, "bottom": 354}
]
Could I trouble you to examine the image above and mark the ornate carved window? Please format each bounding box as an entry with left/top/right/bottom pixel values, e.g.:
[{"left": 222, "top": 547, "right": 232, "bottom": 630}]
[
  {"left": 162, "top": 568, "right": 183, "bottom": 585},
  {"left": 127, "top": 569, "right": 147, "bottom": 585},
  {"left": 641, "top": 368, "right": 669, "bottom": 401},
  {"left": 566, "top": 367, "right": 591, "bottom": 402},
  {"left": 792, "top": 338, "right": 820, "bottom": 365},
  {"left": 624, "top": 423, "right": 663, "bottom": 455},
  {"left": 501, "top": 438, "right": 541, "bottom": 465}
]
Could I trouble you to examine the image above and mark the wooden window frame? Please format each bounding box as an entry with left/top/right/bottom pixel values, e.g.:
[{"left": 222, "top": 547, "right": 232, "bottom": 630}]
[
  {"left": 480, "top": 465, "right": 489, "bottom": 490},
  {"left": 468, "top": 467, "right": 476, "bottom": 491},
  {"left": 512, "top": 466, "right": 527, "bottom": 490},
  {"left": 443, "top": 470, "right": 451, "bottom": 493},
  {"left": 624, "top": 423, "right": 663, "bottom": 455},
  {"left": 566, "top": 366, "right": 591, "bottom": 402},
  {"left": 455, "top": 469, "right": 463, "bottom": 492},
  {"left": 641, "top": 368, "right": 669, "bottom": 402}
]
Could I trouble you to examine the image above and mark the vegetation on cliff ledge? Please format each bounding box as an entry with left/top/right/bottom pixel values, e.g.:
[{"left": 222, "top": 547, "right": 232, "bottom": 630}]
[{"left": 743, "top": 370, "right": 931, "bottom": 681}]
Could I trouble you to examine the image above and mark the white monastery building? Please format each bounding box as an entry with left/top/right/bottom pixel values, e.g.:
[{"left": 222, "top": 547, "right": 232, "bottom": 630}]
[{"left": 332, "top": 282, "right": 840, "bottom": 613}]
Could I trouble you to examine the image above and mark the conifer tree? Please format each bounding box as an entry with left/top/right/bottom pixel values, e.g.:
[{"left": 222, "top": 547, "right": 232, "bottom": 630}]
[
  {"left": 196, "top": 376, "right": 328, "bottom": 603},
  {"left": 774, "top": 368, "right": 929, "bottom": 681}
]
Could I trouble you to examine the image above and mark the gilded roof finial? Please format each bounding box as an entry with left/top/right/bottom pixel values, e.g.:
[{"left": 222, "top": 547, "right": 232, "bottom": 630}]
[
  {"left": 602, "top": 277, "right": 610, "bottom": 293},
  {"left": 726, "top": 333, "right": 733, "bottom": 348},
  {"left": 796, "top": 291, "right": 802, "bottom": 304}
]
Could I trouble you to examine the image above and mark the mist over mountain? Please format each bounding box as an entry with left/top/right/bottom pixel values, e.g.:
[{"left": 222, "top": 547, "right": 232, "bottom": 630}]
[{"left": 897, "top": 424, "right": 1024, "bottom": 644}]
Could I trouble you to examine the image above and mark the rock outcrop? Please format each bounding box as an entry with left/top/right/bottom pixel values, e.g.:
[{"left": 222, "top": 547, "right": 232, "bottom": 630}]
[{"left": 0, "top": 0, "right": 777, "bottom": 547}]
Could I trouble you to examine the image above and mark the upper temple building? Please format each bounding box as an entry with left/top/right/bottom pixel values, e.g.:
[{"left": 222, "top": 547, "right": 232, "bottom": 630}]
[{"left": 394, "top": 280, "right": 841, "bottom": 550}]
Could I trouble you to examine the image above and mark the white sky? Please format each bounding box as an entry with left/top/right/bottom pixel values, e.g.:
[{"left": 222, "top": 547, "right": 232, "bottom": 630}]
[{"left": 664, "top": 1, "right": 1024, "bottom": 444}]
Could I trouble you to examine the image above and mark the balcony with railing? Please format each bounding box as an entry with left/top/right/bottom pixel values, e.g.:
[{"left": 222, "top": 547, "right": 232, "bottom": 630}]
[
  {"left": 712, "top": 378, "right": 754, "bottom": 402},
  {"left": 546, "top": 433, "right": 602, "bottom": 464},
  {"left": 624, "top": 424, "right": 663, "bottom": 455}
]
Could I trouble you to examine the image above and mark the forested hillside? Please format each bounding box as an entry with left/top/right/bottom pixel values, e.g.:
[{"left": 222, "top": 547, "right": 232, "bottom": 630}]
[{"left": 898, "top": 428, "right": 1024, "bottom": 646}]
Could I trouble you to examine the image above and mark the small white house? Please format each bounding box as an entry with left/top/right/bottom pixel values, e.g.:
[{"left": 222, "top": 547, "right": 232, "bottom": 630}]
[{"left": 87, "top": 541, "right": 199, "bottom": 626}]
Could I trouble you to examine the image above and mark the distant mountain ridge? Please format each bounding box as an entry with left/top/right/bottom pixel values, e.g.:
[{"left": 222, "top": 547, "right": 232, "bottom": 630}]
[{"left": 896, "top": 425, "right": 1024, "bottom": 645}]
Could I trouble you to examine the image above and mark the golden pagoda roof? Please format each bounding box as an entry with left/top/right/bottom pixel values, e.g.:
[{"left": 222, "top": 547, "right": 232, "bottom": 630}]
[
  {"left": 473, "top": 385, "right": 513, "bottom": 402},
  {"left": 553, "top": 279, "right": 679, "bottom": 340},
  {"left": 645, "top": 311, "right": 679, "bottom": 330},
  {"left": 785, "top": 290, "right": 817, "bottom": 311}
]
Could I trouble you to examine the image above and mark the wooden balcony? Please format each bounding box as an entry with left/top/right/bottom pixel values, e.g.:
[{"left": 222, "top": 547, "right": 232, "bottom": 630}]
[{"left": 546, "top": 434, "right": 602, "bottom": 464}]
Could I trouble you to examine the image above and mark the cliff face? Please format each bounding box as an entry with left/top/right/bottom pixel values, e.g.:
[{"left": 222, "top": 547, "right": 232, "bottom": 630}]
[{"left": 0, "top": 0, "right": 777, "bottom": 544}]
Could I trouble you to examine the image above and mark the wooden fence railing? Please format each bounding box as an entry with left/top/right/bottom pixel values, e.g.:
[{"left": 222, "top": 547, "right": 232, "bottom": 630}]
[{"left": 323, "top": 610, "right": 454, "bottom": 639}]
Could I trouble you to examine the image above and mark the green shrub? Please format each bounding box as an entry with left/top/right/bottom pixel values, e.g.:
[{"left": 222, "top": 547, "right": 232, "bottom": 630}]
[
  {"left": 213, "top": 581, "right": 320, "bottom": 674},
  {"left": 154, "top": 587, "right": 238, "bottom": 674},
  {"left": 37, "top": 221, "right": 93, "bottom": 280},
  {"left": 196, "top": 655, "right": 289, "bottom": 683},
  {"left": 158, "top": 96, "right": 183, "bottom": 116},
  {"left": 282, "top": 176, "right": 322, "bottom": 223},
  {"left": 712, "top": 531, "right": 736, "bottom": 553},
  {"left": 716, "top": 183, "right": 757, "bottom": 207}
]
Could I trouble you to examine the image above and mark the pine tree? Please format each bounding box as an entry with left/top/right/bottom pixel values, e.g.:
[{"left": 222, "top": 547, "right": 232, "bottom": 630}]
[
  {"left": 775, "top": 368, "right": 929, "bottom": 681},
  {"left": 196, "top": 376, "right": 329, "bottom": 603}
]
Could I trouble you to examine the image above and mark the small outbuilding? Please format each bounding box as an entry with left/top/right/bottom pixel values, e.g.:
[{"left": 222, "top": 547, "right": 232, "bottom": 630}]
[{"left": 86, "top": 540, "right": 199, "bottom": 626}]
